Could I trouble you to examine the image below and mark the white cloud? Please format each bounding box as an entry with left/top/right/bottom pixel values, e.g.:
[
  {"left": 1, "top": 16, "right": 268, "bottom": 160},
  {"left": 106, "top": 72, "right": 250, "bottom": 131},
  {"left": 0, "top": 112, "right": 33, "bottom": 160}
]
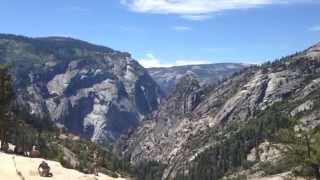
[
  {"left": 172, "top": 26, "right": 192, "bottom": 31},
  {"left": 138, "top": 53, "right": 211, "bottom": 68},
  {"left": 138, "top": 54, "right": 173, "bottom": 68},
  {"left": 309, "top": 25, "right": 320, "bottom": 32},
  {"left": 121, "top": 0, "right": 303, "bottom": 20}
]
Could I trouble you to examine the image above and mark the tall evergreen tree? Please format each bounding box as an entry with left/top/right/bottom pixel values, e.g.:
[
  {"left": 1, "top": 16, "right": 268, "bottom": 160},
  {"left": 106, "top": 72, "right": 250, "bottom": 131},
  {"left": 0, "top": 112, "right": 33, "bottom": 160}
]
[
  {"left": 0, "top": 65, "right": 14, "bottom": 148},
  {"left": 276, "top": 124, "right": 320, "bottom": 180}
]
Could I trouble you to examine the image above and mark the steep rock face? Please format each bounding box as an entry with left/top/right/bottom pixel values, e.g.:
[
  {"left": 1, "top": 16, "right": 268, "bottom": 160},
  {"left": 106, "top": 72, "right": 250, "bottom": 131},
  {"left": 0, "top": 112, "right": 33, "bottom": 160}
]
[
  {"left": 123, "top": 43, "right": 320, "bottom": 179},
  {"left": 148, "top": 63, "right": 247, "bottom": 94},
  {"left": 123, "top": 75, "right": 203, "bottom": 164},
  {"left": 162, "top": 75, "right": 202, "bottom": 114},
  {"left": 0, "top": 34, "right": 162, "bottom": 144}
]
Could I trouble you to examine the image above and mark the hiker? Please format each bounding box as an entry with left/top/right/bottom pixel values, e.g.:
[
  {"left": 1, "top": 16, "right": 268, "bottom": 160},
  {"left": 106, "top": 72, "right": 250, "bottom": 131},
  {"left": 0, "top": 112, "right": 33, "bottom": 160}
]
[
  {"left": 0, "top": 142, "right": 9, "bottom": 152},
  {"left": 92, "top": 151, "right": 100, "bottom": 176},
  {"left": 14, "top": 145, "right": 24, "bottom": 156},
  {"left": 38, "top": 161, "right": 52, "bottom": 177},
  {"left": 30, "top": 145, "right": 40, "bottom": 158}
]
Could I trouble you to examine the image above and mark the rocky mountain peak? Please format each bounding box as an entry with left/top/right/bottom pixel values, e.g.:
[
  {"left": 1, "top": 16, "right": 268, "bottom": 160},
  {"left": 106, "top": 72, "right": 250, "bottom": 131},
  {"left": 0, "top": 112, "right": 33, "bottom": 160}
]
[
  {"left": 124, "top": 44, "right": 320, "bottom": 179},
  {"left": 0, "top": 33, "right": 163, "bottom": 145}
]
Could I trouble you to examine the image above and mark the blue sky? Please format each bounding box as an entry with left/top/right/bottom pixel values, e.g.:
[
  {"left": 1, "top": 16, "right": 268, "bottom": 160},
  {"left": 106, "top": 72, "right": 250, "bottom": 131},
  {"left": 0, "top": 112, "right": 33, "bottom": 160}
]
[{"left": 0, "top": 0, "right": 320, "bottom": 67}]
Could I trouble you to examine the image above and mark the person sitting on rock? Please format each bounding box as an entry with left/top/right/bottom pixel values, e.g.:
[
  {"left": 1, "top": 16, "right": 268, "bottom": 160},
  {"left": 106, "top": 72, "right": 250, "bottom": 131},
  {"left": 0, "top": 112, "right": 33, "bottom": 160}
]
[
  {"left": 38, "top": 161, "right": 52, "bottom": 177},
  {"left": 1, "top": 142, "right": 9, "bottom": 152},
  {"left": 30, "top": 145, "right": 40, "bottom": 158},
  {"left": 14, "top": 145, "right": 24, "bottom": 156}
]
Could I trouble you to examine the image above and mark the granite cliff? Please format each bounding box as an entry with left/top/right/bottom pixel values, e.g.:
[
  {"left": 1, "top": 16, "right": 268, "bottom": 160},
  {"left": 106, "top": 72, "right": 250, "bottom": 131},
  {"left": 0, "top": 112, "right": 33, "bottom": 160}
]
[
  {"left": 123, "top": 43, "right": 320, "bottom": 179},
  {"left": 0, "top": 34, "right": 163, "bottom": 144}
]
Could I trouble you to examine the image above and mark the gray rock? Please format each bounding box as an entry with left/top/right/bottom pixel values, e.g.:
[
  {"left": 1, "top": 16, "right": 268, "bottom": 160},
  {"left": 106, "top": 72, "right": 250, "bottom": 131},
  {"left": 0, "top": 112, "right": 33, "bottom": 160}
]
[
  {"left": 0, "top": 34, "right": 163, "bottom": 144},
  {"left": 148, "top": 63, "right": 247, "bottom": 94},
  {"left": 123, "top": 43, "right": 320, "bottom": 179}
]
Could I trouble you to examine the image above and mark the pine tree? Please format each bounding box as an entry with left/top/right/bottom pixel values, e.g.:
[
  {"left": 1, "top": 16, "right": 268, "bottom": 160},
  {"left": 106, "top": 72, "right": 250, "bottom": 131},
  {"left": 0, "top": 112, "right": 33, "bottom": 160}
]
[
  {"left": 0, "top": 65, "right": 14, "bottom": 148},
  {"left": 276, "top": 124, "right": 320, "bottom": 180}
]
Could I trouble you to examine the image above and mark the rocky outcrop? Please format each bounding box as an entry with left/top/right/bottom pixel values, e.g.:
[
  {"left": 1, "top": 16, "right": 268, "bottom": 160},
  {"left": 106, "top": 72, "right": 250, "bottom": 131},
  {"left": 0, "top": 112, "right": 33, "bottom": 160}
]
[
  {"left": 0, "top": 34, "right": 163, "bottom": 144},
  {"left": 123, "top": 43, "right": 320, "bottom": 179},
  {"left": 0, "top": 151, "right": 126, "bottom": 180},
  {"left": 148, "top": 63, "right": 247, "bottom": 94},
  {"left": 122, "top": 75, "right": 203, "bottom": 164}
]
